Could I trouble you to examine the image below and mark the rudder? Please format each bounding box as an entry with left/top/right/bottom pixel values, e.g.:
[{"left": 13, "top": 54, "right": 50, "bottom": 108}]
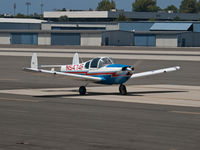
[
  {"left": 72, "top": 52, "right": 79, "bottom": 65},
  {"left": 31, "top": 53, "right": 38, "bottom": 69}
]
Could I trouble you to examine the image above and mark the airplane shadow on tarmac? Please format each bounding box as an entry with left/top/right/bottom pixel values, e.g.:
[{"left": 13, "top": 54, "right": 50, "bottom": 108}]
[{"left": 34, "top": 90, "right": 187, "bottom": 98}]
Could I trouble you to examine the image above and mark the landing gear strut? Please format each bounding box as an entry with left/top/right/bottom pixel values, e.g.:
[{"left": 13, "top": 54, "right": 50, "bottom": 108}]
[
  {"left": 79, "top": 86, "right": 86, "bottom": 95},
  {"left": 119, "top": 84, "right": 127, "bottom": 95}
]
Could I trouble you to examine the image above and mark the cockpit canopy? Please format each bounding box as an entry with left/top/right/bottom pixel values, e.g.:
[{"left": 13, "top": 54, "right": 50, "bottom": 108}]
[{"left": 85, "top": 57, "right": 114, "bottom": 69}]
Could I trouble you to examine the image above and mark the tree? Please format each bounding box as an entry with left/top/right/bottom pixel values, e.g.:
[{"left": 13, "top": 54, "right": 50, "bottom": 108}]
[
  {"left": 15, "top": 13, "right": 25, "bottom": 18},
  {"left": 53, "top": 8, "right": 67, "bottom": 11},
  {"left": 115, "top": 14, "right": 130, "bottom": 21},
  {"left": 96, "top": 0, "right": 116, "bottom": 11},
  {"left": 197, "top": 1, "right": 200, "bottom": 12},
  {"left": 149, "top": 18, "right": 157, "bottom": 21},
  {"left": 110, "top": 0, "right": 115, "bottom": 9},
  {"left": 132, "top": 0, "right": 161, "bottom": 12},
  {"left": 33, "top": 13, "right": 40, "bottom": 17},
  {"left": 180, "top": 0, "right": 197, "bottom": 13},
  {"left": 165, "top": 5, "right": 178, "bottom": 13},
  {"left": 58, "top": 15, "right": 69, "bottom": 22},
  {"left": 173, "top": 16, "right": 181, "bottom": 21},
  {"left": 62, "top": 8, "right": 67, "bottom": 11}
]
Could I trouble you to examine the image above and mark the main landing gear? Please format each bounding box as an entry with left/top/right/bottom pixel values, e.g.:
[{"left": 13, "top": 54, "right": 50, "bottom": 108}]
[
  {"left": 79, "top": 84, "right": 127, "bottom": 95},
  {"left": 79, "top": 86, "right": 86, "bottom": 95},
  {"left": 119, "top": 84, "right": 127, "bottom": 95}
]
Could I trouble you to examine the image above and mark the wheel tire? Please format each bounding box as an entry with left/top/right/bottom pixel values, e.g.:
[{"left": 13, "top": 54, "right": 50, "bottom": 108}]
[
  {"left": 119, "top": 84, "right": 127, "bottom": 95},
  {"left": 79, "top": 86, "right": 86, "bottom": 95}
]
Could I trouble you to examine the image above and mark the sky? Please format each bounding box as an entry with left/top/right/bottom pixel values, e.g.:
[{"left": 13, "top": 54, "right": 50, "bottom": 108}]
[{"left": 0, "top": 0, "right": 182, "bottom": 15}]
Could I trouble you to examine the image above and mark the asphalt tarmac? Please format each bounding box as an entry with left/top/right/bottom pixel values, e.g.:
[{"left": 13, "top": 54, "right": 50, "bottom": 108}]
[
  {"left": 0, "top": 49, "right": 200, "bottom": 150},
  {"left": 1, "top": 55, "right": 200, "bottom": 90}
]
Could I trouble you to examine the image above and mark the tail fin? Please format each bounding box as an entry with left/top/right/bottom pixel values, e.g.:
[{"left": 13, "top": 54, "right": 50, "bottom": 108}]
[
  {"left": 31, "top": 53, "right": 38, "bottom": 69},
  {"left": 72, "top": 52, "right": 79, "bottom": 65}
]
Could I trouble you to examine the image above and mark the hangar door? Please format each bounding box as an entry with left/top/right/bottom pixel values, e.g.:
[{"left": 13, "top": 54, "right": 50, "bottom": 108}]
[
  {"left": 134, "top": 35, "right": 156, "bottom": 46},
  {"left": 11, "top": 33, "right": 38, "bottom": 45},
  {"left": 156, "top": 35, "right": 177, "bottom": 47},
  {"left": 51, "top": 33, "right": 80, "bottom": 45}
]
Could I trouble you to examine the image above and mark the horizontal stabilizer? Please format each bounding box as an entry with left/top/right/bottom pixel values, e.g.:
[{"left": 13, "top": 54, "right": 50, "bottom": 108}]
[{"left": 40, "top": 65, "right": 64, "bottom": 68}]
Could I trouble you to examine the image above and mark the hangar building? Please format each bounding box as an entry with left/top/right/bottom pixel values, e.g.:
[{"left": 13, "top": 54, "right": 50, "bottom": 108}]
[
  {"left": 1, "top": 11, "right": 200, "bottom": 47},
  {"left": 44, "top": 10, "right": 200, "bottom": 21}
]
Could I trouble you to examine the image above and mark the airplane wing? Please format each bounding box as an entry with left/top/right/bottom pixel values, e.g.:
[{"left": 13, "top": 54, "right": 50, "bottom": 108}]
[
  {"left": 24, "top": 67, "right": 102, "bottom": 82},
  {"left": 23, "top": 53, "right": 102, "bottom": 82},
  {"left": 131, "top": 66, "right": 180, "bottom": 79}
]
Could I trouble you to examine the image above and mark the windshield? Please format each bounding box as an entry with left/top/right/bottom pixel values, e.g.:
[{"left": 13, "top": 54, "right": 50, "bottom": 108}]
[
  {"left": 98, "top": 57, "right": 114, "bottom": 68},
  {"left": 89, "top": 57, "right": 115, "bottom": 69}
]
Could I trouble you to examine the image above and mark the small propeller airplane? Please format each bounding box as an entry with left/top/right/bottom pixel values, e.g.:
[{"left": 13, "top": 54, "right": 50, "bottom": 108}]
[{"left": 24, "top": 53, "right": 180, "bottom": 95}]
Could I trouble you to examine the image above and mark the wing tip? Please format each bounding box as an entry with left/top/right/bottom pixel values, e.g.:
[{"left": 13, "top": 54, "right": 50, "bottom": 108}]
[{"left": 176, "top": 66, "right": 181, "bottom": 70}]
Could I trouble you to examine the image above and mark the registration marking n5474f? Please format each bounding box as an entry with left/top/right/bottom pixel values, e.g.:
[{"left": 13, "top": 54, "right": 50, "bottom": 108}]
[{"left": 66, "top": 64, "right": 84, "bottom": 71}]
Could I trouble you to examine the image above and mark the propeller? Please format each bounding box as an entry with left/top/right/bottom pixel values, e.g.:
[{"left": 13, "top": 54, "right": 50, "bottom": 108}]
[
  {"left": 122, "top": 66, "right": 134, "bottom": 73},
  {"left": 116, "top": 60, "right": 143, "bottom": 83},
  {"left": 116, "top": 66, "right": 134, "bottom": 83}
]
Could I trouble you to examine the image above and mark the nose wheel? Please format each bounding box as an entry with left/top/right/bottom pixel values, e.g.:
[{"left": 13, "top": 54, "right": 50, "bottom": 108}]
[
  {"left": 119, "top": 84, "right": 127, "bottom": 95},
  {"left": 79, "top": 86, "right": 86, "bottom": 95}
]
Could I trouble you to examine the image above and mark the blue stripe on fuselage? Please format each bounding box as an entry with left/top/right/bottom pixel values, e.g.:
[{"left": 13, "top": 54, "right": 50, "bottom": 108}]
[
  {"left": 106, "top": 64, "right": 131, "bottom": 68},
  {"left": 94, "top": 74, "right": 131, "bottom": 85}
]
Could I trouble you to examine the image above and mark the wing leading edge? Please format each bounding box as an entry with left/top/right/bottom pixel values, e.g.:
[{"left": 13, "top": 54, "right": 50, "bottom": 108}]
[{"left": 131, "top": 66, "right": 180, "bottom": 78}]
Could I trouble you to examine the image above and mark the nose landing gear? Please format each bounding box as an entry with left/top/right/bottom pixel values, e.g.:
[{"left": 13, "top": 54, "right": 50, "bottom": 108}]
[{"left": 119, "top": 84, "right": 127, "bottom": 95}]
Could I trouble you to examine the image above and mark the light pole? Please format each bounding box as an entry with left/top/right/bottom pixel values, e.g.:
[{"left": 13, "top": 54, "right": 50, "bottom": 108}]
[
  {"left": 40, "top": 2, "right": 44, "bottom": 15},
  {"left": 25, "top": 1, "right": 31, "bottom": 16},
  {"left": 13, "top": 3, "right": 16, "bottom": 16}
]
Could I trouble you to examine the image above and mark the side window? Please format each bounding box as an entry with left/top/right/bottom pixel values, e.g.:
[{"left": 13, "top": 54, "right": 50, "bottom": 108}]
[
  {"left": 90, "top": 58, "right": 100, "bottom": 68},
  {"left": 85, "top": 61, "right": 90, "bottom": 69}
]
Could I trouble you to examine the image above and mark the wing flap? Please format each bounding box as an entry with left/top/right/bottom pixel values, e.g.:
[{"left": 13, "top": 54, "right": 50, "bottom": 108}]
[{"left": 131, "top": 66, "right": 180, "bottom": 78}]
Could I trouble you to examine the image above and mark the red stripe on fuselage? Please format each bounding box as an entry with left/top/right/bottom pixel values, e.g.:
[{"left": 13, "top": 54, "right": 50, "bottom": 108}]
[
  {"left": 64, "top": 71, "right": 120, "bottom": 77},
  {"left": 64, "top": 71, "right": 132, "bottom": 77}
]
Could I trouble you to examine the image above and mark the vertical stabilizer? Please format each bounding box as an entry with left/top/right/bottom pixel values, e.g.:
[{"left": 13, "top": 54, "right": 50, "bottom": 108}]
[
  {"left": 31, "top": 53, "right": 38, "bottom": 69},
  {"left": 72, "top": 52, "right": 79, "bottom": 65}
]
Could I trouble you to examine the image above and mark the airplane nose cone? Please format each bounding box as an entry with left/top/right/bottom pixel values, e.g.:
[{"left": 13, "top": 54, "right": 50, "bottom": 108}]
[
  {"left": 122, "top": 66, "right": 134, "bottom": 71},
  {"left": 121, "top": 66, "right": 134, "bottom": 76},
  {"left": 127, "top": 68, "right": 132, "bottom": 71}
]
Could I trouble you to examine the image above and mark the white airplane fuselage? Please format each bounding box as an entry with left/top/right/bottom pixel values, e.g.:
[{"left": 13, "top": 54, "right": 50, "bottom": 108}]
[{"left": 60, "top": 62, "right": 133, "bottom": 85}]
